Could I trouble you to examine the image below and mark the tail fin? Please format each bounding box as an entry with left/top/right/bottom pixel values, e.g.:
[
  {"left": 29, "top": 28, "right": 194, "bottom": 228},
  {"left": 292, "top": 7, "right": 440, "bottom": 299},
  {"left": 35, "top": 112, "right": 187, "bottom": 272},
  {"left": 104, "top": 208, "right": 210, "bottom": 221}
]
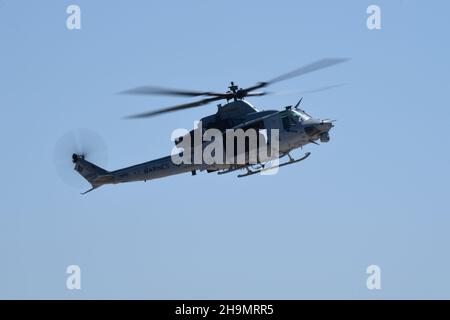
[{"left": 72, "top": 154, "right": 113, "bottom": 193}]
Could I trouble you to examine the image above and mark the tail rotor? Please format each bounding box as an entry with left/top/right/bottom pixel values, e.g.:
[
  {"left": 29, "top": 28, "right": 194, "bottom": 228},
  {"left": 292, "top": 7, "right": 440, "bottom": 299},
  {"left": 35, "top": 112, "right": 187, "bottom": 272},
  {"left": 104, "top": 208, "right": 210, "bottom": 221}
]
[{"left": 53, "top": 129, "right": 108, "bottom": 188}]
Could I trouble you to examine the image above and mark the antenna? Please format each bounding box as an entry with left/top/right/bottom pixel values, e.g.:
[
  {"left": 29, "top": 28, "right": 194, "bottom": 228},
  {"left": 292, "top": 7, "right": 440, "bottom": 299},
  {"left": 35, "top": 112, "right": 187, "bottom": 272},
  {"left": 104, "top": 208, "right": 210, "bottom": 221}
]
[{"left": 294, "top": 97, "right": 303, "bottom": 109}]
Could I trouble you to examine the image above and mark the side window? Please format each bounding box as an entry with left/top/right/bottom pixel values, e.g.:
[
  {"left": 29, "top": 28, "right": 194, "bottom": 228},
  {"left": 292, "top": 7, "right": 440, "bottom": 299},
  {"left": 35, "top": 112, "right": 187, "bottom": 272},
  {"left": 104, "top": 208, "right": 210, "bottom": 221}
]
[{"left": 281, "top": 116, "right": 290, "bottom": 130}]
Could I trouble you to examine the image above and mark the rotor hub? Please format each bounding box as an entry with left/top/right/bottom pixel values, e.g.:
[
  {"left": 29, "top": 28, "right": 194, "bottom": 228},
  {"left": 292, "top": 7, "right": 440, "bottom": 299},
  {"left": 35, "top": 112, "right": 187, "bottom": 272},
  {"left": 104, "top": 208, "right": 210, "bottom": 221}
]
[{"left": 72, "top": 153, "right": 85, "bottom": 163}]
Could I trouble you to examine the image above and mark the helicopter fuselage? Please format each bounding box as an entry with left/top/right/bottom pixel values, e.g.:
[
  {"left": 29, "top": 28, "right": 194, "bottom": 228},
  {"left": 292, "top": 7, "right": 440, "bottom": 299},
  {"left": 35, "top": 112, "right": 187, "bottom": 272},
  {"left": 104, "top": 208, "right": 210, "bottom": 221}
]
[
  {"left": 66, "top": 57, "right": 349, "bottom": 193},
  {"left": 72, "top": 100, "right": 333, "bottom": 193}
]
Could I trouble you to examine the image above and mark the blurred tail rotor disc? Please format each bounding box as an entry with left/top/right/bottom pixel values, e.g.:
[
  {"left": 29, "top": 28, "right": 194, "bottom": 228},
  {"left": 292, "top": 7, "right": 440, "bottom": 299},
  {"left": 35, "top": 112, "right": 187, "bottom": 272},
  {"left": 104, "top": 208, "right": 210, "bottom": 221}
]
[{"left": 53, "top": 128, "right": 108, "bottom": 188}]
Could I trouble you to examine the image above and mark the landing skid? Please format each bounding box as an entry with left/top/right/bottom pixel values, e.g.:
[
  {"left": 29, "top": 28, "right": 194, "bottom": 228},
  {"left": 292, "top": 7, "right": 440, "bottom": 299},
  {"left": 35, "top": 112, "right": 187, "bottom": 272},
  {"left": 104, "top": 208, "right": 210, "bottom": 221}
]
[{"left": 237, "top": 152, "right": 311, "bottom": 178}]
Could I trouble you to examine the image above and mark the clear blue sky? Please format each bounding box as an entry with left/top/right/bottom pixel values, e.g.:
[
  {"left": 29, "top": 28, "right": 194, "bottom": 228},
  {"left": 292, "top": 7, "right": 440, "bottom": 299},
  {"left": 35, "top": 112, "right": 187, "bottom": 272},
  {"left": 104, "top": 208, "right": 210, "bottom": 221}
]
[{"left": 1, "top": 0, "right": 449, "bottom": 299}]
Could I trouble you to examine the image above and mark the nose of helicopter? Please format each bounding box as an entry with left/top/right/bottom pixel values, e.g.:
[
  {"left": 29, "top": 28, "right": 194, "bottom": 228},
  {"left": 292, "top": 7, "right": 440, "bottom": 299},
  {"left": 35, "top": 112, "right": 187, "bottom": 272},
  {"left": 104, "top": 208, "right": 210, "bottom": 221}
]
[
  {"left": 319, "top": 120, "right": 334, "bottom": 132},
  {"left": 304, "top": 119, "right": 334, "bottom": 136}
]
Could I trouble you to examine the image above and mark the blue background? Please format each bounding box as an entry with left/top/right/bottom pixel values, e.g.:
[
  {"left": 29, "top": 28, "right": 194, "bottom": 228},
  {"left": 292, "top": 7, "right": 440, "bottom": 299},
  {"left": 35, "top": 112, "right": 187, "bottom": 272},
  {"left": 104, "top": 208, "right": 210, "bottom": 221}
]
[{"left": 1, "top": 0, "right": 449, "bottom": 299}]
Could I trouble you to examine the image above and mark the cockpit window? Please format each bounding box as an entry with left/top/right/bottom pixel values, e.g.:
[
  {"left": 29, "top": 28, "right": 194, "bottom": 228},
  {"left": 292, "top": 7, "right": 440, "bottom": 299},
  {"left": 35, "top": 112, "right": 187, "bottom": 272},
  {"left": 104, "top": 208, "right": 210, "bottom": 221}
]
[
  {"left": 281, "top": 114, "right": 296, "bottom": 130},
  {"left": 292, "top": 109, "right": 311, "bottom": 121}
]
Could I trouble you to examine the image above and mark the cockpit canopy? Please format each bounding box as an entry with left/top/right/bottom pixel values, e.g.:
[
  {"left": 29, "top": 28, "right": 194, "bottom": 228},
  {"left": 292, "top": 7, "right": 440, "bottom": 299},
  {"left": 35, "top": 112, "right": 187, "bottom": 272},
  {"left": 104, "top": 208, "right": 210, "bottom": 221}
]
[
  {"left": 291, "top": 109, "right": 311, "bottom": 121},
  {"left": 280, "top": 108, "right": 312, "bottom": 130}
]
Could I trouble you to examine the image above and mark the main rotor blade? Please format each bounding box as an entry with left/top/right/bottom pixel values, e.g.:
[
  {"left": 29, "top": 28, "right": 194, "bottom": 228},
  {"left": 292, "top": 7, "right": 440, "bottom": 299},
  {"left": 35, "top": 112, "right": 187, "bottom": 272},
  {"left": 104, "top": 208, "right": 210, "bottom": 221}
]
[
  {"left": 242, "top": 58, "right": 350, "bottom": 93},
  {"left": 120, "top": 85, "right": 226, "bottom": 98},
  {"left": 125, "top": 96, "right": 224, "bottom": 119},
  {"left": 268, "top": 58, "right": 349, "bottom": 84},
  {"left": 269, "top": 83, "right": 347, "bottom": 96},
  {"left": 244, "top": 91, "right": 268, "bottom": 97},
  {"left": 122, "top": 58, "right": 349, "bottom": 119}
]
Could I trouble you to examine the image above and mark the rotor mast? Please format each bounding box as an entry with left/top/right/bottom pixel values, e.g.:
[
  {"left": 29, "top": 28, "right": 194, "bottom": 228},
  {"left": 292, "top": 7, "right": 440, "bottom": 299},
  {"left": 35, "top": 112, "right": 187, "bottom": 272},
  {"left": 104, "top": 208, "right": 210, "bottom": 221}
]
[{"left": 228, "top": 81, "right": 239, "bottom": 101}]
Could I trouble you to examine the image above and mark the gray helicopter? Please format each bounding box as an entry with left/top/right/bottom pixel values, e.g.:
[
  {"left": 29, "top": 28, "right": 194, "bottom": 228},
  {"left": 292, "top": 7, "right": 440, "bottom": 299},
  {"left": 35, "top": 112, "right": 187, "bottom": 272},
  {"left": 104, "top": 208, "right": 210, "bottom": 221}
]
[{"left": 71, "top": 58, "right": 347, "bottom": 194}]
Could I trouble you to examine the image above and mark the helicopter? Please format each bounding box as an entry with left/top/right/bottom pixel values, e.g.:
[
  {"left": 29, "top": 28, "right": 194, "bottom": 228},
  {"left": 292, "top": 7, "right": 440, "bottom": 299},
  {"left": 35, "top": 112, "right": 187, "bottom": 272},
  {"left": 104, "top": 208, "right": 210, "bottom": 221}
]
[{"left": 70, "top": 58, "right": 348, "bottom": 194}]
